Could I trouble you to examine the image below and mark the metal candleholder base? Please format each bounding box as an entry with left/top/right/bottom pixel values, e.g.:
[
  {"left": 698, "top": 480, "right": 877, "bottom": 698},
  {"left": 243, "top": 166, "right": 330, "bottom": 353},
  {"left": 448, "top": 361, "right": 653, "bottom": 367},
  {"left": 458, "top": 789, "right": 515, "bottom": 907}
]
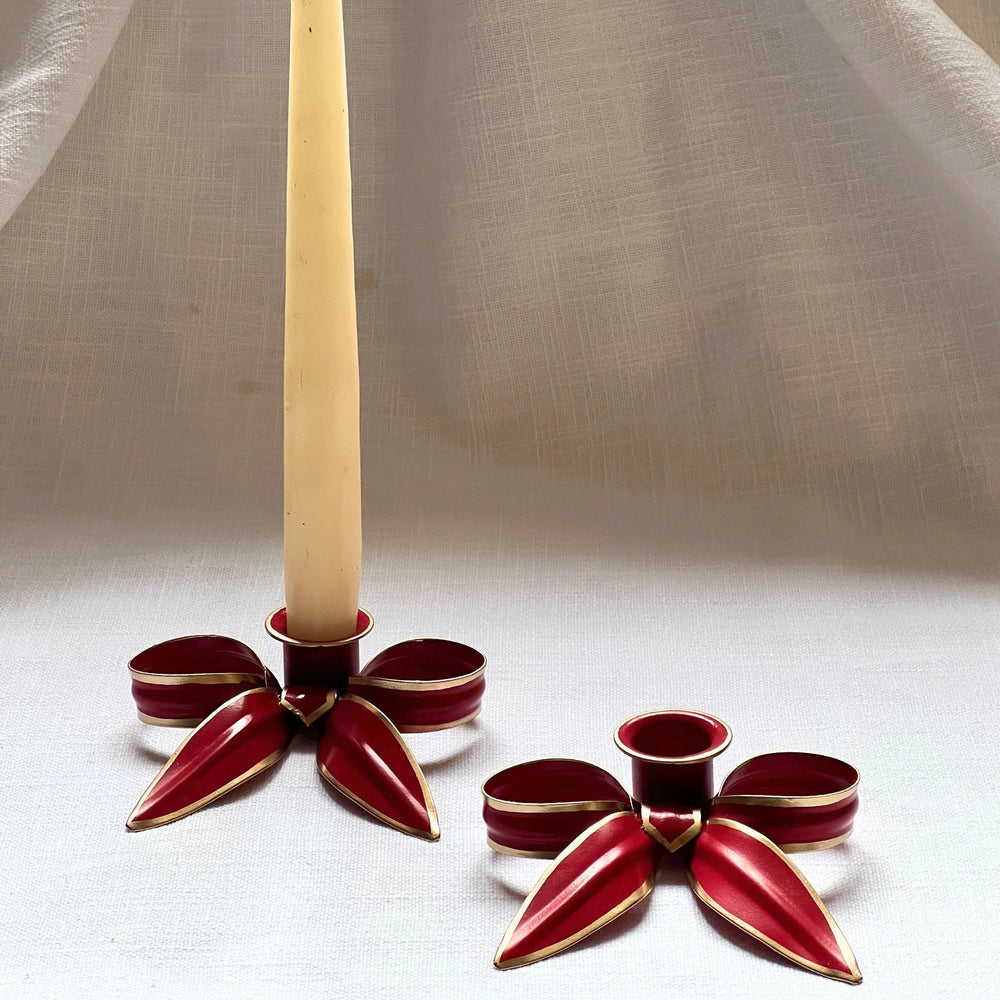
[
  {"left": 127, "top": 608, "right": 485, "bottom": 839},
  {"left": 482, "top": 709, "right": 861, "bottom": 983}
]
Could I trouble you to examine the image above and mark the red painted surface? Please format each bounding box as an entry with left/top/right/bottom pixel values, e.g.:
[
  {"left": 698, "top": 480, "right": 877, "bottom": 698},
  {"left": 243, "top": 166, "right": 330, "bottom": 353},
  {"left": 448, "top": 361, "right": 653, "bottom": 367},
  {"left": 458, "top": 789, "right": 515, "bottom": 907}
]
[
  {"left": 317, "top": 695, "right": 437, "bottom": 839},
  {"left": 130, "top": 635, "right": 270, "bottom": 724},
  {"left": 127, "top": 621, "right": 484, "bottom": 836},
  {"left": 482, "top": 759, "right": 630, "bottom": 856},
  {"left": 127, "top": 688, "right": 296, "bottom": 830},
  {"left": 642, "top": 804, "right": 700, "bottom": 850},
  {"left": 349, "top": 639, "right": 486, "bottom": 731},
  {"left": 280, "top": 686, "right": 336, "bottom": 726},
  {"left": 267, "top": 607, "right": 372, "bottom": 689},
  {"left": 690, "top": 819, "right": 860, "bottom": 981},
  {"left": 711, "top": 752, "right": 859, "bottom": 848},
  {"left": 495, "top": 811, "right": 660, "bottom": 968},
  {"left": 615, "top": 709, "right": 731, "bottom": 806},
  {"left": 484, "top": 715, "right": 861, "bottom": 982}
]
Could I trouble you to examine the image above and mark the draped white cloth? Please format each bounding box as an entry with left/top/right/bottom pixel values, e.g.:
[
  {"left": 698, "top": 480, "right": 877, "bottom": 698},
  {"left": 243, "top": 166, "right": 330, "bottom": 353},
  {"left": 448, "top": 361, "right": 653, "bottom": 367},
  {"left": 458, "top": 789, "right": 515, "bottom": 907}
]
[{"left": 3, "top": 2, "right": 999, "bottom": 997}]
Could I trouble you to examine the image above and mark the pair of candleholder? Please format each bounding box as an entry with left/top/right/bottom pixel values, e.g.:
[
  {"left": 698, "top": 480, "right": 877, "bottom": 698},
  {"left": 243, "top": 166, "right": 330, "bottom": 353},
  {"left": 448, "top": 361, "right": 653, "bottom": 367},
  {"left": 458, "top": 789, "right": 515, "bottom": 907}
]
[{"left": 126, "top": 612, "right": 861, "bottom": 984}]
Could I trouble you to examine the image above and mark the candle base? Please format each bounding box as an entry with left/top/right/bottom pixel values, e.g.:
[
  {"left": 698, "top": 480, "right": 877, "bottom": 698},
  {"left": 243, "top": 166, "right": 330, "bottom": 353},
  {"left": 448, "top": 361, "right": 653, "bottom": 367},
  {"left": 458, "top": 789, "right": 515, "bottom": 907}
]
[
  {"left": 125, "top": 607, "right": 485, "bottom": 839},
  {"left": 265, "top": 606, "right": 373, "bottom": 690},
  {"left": 481, "top": 709, "right": 862, "bottom": 983}
]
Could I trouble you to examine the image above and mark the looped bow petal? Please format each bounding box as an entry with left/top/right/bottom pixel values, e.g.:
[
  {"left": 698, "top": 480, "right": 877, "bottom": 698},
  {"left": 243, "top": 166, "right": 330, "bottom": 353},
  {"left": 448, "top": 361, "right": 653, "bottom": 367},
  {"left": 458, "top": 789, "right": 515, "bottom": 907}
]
[
  {"left": 127, "top": 632, "right": 484, "bottom": 838},
  {"left": 129, "top": 636, "right": 278, "bottom": 727},
  {"left": 348, "top": 639, "right": 486, "bottom": 732},
  {"left": 483, "top": 722, "right": 860, "bottom": 983},
  {"left": 482, "top": 759, "right": 632, "bottom": 858},
  {"left": 709, "top": 752, "right": 860, "bottom": 852}
]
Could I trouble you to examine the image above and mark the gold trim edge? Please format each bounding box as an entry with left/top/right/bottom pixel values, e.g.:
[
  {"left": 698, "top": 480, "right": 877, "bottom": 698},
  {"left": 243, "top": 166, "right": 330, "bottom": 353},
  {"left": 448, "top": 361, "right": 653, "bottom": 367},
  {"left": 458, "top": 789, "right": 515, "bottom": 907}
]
[
  {"left": 395, "top": 707, "right": 482, "bottom": 733},
  {"left": 613, "top": 708, "right": 733, "bottom": 765},
  {"left": 264, "top": 606, "right": 375, "bottom": 648},
  {"left": 136, "top": 711, "right": 204, "bottom": 728},
  {"left": 692, "top": 818, "right": 862, "bottom": 983},
  {"left": 126, "top": 746, "right": 288, "bottom": 831},
  {"left": 350, "top": 663, "right": 486, "bottom": 692},
  {"left": 779, "top": 832, "right": 853, "bottom": 853},
  {"left": 483, "top": 794, "right": 629, "bottom": 815},
  {"left": 486, "top": 836, "right": 560, "bottom": 860},
  {"left": 496, "top": 871, "right": 655, "bottom": 969},
  {"left": 129, "top": 669, "right": 263, "bottom": 687}
]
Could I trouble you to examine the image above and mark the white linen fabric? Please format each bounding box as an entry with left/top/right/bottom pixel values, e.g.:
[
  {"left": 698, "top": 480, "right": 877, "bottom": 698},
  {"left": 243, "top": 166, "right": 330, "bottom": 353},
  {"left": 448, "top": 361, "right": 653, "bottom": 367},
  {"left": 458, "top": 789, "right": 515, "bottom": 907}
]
[
  {"left": 2, "top": 1, "right": 999, "bottom": 997},
  {"left": 0, "top": 0, "right": 133, "bottom": 228}
]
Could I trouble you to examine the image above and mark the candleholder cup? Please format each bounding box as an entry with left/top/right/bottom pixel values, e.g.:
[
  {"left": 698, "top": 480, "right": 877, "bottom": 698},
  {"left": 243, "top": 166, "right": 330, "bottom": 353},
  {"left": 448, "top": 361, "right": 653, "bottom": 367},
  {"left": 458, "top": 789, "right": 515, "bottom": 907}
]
[
  {"left": 614, "top": 709, "right": 732, "bottom": 806},
  {"left": 265, "top": 606, "right": 373, "bottom": 689}
]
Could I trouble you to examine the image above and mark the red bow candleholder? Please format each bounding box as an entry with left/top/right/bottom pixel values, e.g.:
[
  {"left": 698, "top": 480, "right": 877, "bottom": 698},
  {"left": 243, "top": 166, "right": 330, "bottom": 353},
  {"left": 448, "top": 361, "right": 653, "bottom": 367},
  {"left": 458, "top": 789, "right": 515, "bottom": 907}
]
[
  {"left": 127, "top": 608, "right": 485, "bottom": 839},
  {"left": 482, "top": 709, "right": 861, "bottom": 983}
]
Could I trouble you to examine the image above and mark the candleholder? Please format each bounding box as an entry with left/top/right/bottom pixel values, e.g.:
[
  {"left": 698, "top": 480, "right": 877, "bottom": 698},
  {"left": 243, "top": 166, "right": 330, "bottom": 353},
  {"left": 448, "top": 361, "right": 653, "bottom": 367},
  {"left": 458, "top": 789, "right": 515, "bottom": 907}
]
[
  {"left": 127, "top": 608, "right": 485, "bottom": 839},
  {"left": 482, "top": 709, "right": 861, "bottom": 983}
]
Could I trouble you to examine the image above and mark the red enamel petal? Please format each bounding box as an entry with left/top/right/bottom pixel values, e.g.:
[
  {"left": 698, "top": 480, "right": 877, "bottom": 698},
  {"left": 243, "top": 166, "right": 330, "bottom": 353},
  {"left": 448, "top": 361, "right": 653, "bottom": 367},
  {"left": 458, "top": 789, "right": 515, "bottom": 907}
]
[
  {"left": 127, "top": 687, "right": 295, "bottom": 831},
  {"left": 495, "top": 811, "right": 660, "bottom": 969},
  {"left": 349, "top": 639, "right": 486, "bottom": 732},
  {"left": 317, "top": 694, "right": 439, "bottom": 840},
  {"left": 689, "top": 818, "right": 861, "bottom": 983},
  {"left": 129, "top": 635, "right": 274, "bottom": 727},
  {"left": 713, "top": 753, "right": 860, "bottom": 851},
  {"left": 482, "top": 759, "right": 632, "bottom": 857}
]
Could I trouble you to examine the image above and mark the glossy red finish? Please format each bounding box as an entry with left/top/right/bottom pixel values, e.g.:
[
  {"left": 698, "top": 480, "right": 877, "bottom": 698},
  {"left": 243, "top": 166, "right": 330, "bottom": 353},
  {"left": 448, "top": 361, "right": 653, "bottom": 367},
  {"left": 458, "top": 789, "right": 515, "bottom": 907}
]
[
  {"left": 615, "top": 710, "right": 732, "bottom": 806},
  {"left": 482, "top": 759, "right": 630, "bottom": 856},
  {"left": 279, "top": 686, "right": 338, "bottom": 727},
  {"left": 317, "top": 694, "right": 439, "bottom": 840},
  {"left": 494, "top": 811, "right": 660, "bottom": 969},
  {"left": 266, "top": 607, "right": 373, "bottom": 690},
  {"left": 641, "top": 803, "right": 701, "bottom": 852},
  {"left": 485, "top": 712, "right": 861, "bottom": 982},
  {"left": 129, "top": 635, "right": 272, "bottom": 725},
  {"left": 710, "top": 752, "right": 859, "bottom": 850},
  {"left": 127, "top": 688, "right": 296, "bottom": 830},
  {"left": 348, "top": 639, "right": 486, "bottom": 732},
  {"left": 689, "top": 819, "right": 861, "bottom": 982},
  {"left": 127, "top": 616, "right": 485, "bottom": 836}
]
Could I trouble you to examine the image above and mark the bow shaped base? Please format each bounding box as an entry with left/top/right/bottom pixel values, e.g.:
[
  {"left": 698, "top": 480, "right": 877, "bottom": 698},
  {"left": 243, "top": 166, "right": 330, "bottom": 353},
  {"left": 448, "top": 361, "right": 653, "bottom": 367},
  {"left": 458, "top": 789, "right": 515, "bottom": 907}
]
[
  {"left": 483, "top": 710, "right": 861, "bottom": 983},
  {"left": 128, "top": 608, "right": 485, "bottom": 839}
]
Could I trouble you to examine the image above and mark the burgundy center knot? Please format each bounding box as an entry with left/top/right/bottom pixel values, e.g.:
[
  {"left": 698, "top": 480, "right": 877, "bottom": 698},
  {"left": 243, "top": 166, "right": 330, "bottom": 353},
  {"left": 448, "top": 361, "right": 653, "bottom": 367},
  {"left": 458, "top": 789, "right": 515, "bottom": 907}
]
[
  {"left": 481, "top": 709, "right": 861, "bottom": 983},
  {"left": 127, "top": 608, "right": 485, "bottom": 840}
]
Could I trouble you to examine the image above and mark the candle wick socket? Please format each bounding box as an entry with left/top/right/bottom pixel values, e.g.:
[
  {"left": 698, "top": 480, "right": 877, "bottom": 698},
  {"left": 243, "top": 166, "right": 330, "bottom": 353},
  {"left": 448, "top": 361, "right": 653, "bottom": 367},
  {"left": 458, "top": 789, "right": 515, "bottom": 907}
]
[
  {"left": 614, "top": 709, "right": 732, "bottom": 807},
  {"left": 266, "top": 607, "right": 373, "bottom": 690}
]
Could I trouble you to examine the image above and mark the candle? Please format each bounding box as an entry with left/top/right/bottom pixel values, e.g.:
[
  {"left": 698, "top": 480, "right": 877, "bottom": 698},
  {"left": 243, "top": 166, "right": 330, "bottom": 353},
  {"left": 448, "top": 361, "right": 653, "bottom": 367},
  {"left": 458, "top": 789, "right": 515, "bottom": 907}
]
[{"left": 283, "top": 0, "right": 362, "bottom": 642}]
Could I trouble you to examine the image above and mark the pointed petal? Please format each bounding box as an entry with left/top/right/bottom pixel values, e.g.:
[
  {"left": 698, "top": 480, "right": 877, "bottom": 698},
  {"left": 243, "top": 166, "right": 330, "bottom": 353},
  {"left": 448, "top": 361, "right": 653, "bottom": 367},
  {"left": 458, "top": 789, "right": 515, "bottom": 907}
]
[
  {"left": 317, "top": 694, "right": 439, "bottom": 840},
  {"left": 349, "top": 639, "right": 486, "bottom": 732},
  {"left": 713, "top": 753, "right": 859, "bottom": 852},
  {"left": 482, "top": 759, "right": 632, "bottom": 858},
  {"left": 127, "top": 688, "right": 295, "bottom": 831},
  {"left": 495, "top": 811, "right": 660, "bottom": 969},
  {"left": 688, "top": 818, "right": 862, "bottom": 983},
  {"left": 129, "top": 635, "right": 275, "bottom": 727}
]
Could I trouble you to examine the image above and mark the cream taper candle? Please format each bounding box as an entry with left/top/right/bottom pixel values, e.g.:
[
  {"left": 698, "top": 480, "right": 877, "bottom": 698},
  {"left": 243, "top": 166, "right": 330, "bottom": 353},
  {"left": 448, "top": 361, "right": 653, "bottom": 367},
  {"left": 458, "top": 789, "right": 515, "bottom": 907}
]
[{"left": 284, "top": 0, "right": 362, "bottom": 642}]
